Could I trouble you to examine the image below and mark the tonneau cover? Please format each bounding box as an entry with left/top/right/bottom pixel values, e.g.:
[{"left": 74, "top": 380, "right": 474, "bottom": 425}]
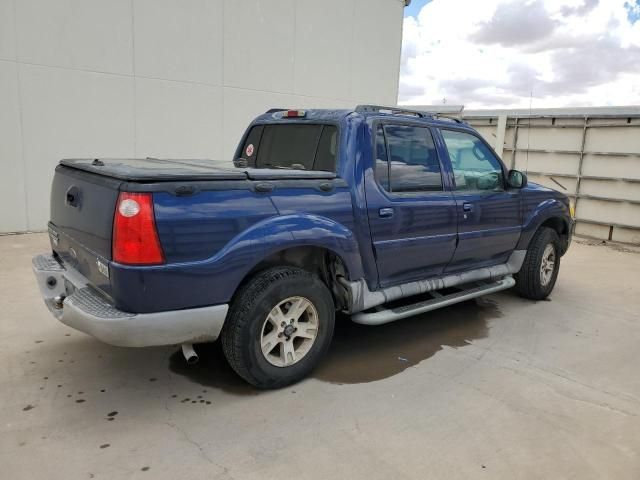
[{"left": 60, "top": 158, "right": 336, "bottom": 182}]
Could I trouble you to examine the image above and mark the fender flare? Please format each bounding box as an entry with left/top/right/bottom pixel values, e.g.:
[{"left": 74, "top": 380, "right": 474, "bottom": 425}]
[{"left": 516, "top": 198, "right": 572, "bottom": 250}]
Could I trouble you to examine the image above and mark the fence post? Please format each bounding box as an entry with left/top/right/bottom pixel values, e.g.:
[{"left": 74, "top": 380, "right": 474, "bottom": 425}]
[
  {"left": 511, "top": 117, "right": 519, "bottom": 170},
  {"left": 575, "top": 116, "right": 588, "bottom": 227},
  {"left": 495, "top": 115, "right": 507, "bottom": 160}
]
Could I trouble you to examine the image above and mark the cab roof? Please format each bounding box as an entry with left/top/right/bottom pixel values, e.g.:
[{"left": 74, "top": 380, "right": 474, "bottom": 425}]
[{"left": 252, "top": 105, "right": 472, "bottom": 129}]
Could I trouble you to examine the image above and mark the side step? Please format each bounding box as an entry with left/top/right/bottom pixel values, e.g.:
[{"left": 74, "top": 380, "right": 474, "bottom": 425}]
[{"left": 351, "top": 276, "right": 515, "bottom": 325}]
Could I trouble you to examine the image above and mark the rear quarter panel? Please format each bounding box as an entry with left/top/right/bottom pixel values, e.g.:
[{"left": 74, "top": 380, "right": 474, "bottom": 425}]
[
  {"left": 110, "top": 179, "right": 364, "bottom": 313},
  {"left": 154, "top": 187, "right": 278, "bottom": 263}
]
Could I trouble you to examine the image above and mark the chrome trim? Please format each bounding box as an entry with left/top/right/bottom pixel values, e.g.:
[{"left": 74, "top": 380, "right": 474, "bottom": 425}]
[
  {"left": 352, "top": 276, "right": 516, "bottom": 325},
  {"left": 345, "top": 250, "right": 525, "bottom": 313}
]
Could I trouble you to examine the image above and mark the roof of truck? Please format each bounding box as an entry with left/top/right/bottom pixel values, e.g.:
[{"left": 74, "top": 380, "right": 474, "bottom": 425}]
[{"left": 252, "top": 106, "right": 473, "bottom": 129}]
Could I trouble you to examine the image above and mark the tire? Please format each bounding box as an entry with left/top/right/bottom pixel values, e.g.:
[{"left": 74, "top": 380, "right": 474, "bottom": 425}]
[
  {"left": 514, "top": 227, "right": 561, "bottom": 300},
  {"left": 221, "top": 267, "right": 335, "bottom": 389}
]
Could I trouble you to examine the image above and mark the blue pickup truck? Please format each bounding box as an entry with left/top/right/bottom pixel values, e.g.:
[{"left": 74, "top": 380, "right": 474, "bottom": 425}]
[{"left": 33, "top": 105, "right": 573, "bottom": 388}]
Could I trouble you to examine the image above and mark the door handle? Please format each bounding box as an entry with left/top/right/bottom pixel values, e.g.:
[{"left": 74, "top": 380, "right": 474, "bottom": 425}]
[
  {"left": 462, "top": 203, "right": 474, "bottom": 212},
  {"left": 379, "top": 207, "right": 394, "bottom": 218}
]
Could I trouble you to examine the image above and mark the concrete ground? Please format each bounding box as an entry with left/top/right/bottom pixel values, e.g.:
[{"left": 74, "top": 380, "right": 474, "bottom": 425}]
[{"left": 1, "top": 233, "right": 639, "bottom": 480}]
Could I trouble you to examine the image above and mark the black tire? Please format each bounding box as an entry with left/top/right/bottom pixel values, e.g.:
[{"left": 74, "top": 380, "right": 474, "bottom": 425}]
[
  {"left": 221, "top": 267, "right": 335, "bottom": 389},
  {"left": 514, "top": 227, "right": 561, "bottom": 300}
]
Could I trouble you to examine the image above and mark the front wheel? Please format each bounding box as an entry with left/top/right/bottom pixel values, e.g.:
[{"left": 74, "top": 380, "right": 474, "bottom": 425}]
[
  {"left": 221, "top": 267, "right": 335, "bottom": 389},
  {"left": 514, "top": 227, "right": 561, "bottom": 300}
]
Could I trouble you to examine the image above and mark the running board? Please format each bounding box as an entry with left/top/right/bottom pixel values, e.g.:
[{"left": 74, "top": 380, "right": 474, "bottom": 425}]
[
  {"left": 343, "top": 250, "right": 526, "bottom": 313},
  {"left": 351, "top": 276, "right": 515, "bottom": 326}
]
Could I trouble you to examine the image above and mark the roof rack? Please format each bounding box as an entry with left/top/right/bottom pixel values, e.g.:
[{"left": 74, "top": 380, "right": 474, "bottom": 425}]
[
  {"left": 355, "top": 104, "right": 427, "bottom": 117},
  {"left": 355, "top": 104, "right": 464, "bottom": 123},
  {"left": 434, "top": 113, "right": 464, "bottom": 124}
]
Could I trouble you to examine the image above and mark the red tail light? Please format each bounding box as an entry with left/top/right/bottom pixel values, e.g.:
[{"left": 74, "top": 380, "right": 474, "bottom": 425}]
[
  {"left": 112, "top": 192, "right": 165, "bottom": 265},
  {"left": 282, "top": 109, "right": 306, "bottom": 118}
]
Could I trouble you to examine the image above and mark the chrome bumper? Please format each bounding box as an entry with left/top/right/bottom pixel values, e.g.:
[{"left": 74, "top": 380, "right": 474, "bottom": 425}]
[{"left": 32, "top": 254, "right": 228, "bottom": 347}]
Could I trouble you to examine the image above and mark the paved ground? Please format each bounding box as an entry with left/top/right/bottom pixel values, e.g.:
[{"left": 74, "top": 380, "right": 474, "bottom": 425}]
[{"left": 1, "top": 233, "right": 639, "bottom": 479}]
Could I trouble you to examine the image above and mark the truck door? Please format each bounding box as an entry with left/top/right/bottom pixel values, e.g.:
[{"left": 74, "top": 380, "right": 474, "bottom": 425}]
[
  {"left": 365, "top": 122, "right": 457, "bottom": 288},
  {"left": 438, "top": 128, "right": 522, "bottom": 272}
]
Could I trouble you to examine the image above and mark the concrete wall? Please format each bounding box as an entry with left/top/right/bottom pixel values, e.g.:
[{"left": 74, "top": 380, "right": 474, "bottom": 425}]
[
  {"left": 0, "top": 0, "right": 405, "bottom": 232},
  {"left": 465, "top": 108, "right": 640, "bottom": 244}
]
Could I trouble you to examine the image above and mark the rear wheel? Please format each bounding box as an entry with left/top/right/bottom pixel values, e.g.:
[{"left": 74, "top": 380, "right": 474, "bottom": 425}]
[
  {"left": 221, "top": 267, "right": 335, "bottom": 389},
  {"left": 514, "top": 227, "right": 561, "bottom": 300}
]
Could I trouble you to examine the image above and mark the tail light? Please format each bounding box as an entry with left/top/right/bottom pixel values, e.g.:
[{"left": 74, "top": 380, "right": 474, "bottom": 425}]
[{"left": 112, "top": 192, "right": 165, "bottom": 265}]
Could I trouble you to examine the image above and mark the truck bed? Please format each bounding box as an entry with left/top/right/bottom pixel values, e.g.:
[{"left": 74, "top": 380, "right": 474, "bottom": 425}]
[
  {"left": 48, "top": 158, "right": 350, "bottom": 313},
  {"left": 60, "top": 158, "right": 337, "bottom": 182}
]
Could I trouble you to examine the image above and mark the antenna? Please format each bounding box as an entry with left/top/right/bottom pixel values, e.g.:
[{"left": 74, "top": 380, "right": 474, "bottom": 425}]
[{"left": 525, "top": 89, "right": 533, "bottom": 175}]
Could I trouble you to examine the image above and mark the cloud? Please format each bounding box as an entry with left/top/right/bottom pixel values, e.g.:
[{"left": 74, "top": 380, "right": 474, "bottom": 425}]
[
  {"left": 397, "top": 81, "right": 427, "bottom": 103},
  {"left": 399, "top": 0, "right": 640, "bottom": 108},
  {"left": 560, "top": 0, "right": 599, "bottom": 16},
  {"left": 546, "top": 36, "right": 640, "bottom": 94},
  {"left": 470, "top": 0, "right": 559, "bottom": 47}
]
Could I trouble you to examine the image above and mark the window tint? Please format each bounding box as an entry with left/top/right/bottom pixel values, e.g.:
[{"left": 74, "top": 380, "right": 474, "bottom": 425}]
[
  {"left": 243, "top": 124, "right": 338, "bottom": 171},
  {"left": 441, "top": 129, "right": 504, "bottom": 191},
  {"left": 376, "top": 125, "right": 442, "bottom": 192},
  {"left": 374, "top": 124, "right": 390, "bottom": 190},
  {"left": 239, "top": 125, "right": 263, "bottom": 164},
  {"left": 314, "top": 126, "right": 338, "bottom": 171}
]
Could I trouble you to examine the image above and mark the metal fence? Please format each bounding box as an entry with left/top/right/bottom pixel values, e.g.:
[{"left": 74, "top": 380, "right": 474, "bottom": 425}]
[{"left": 464, "top": 108, "right": 640, "bottom": 244}]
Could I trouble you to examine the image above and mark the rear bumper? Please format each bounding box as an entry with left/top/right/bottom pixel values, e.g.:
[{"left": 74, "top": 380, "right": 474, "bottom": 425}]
[{"left": 32, "top": 253, "right": 228, "bottom": 347}]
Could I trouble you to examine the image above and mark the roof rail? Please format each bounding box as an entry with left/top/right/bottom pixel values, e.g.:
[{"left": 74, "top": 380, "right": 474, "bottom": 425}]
[
  {"left": 434, "top": 114, "right": 464, "bottom": 124},
  {"left": 355, "top": 104, "right": 464, "bottom": 123},
  {"left": 355, "top": 104, "right": 427, "bottom": 118}
]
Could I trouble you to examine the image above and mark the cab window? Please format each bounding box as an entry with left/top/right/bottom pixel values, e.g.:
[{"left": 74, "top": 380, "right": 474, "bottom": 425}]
[
  {"left": 374, "top": 124, "right": 443, "bottom": 193},
  {"left": 239, "top": 124, "right": 338, "bottom": 172},
  {"left": 441, "top": 129, "right": 504, "bottom": 191}
]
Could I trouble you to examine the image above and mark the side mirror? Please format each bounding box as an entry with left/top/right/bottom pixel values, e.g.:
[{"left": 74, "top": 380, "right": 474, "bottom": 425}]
[{"left": 508, "top": 169, "right": 527, "bottom": 189}]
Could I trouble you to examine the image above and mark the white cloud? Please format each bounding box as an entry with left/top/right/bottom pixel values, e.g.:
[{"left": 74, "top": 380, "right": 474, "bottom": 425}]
[{"left": 399, "top": 0, "right": 640, "bottom": 108}]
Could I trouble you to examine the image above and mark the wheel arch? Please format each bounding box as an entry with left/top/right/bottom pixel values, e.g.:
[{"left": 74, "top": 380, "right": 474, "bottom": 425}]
[
  {"left": 236, "top": 245, "right": 353, "bottom": 311},
  {"left": 517, "top": 200, "right": 572, "bottom": 255},
  {"left": 535, "top": 216, "right": 571, "bottom": 255}
]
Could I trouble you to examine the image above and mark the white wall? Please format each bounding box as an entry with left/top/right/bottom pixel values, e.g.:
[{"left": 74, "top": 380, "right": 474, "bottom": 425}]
[{"left": 0, "top": 0, "right": 405, "bottom": 232}]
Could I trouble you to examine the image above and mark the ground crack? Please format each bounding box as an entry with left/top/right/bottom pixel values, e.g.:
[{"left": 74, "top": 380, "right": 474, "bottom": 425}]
[{"left": 163, "top": 398, "right": 233, "bottom": 478}]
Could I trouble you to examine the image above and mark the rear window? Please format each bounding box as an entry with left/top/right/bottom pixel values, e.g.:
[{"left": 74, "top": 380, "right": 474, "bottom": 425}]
[{"left": 239, "top": 124, "right": 338, "bottom": 171}]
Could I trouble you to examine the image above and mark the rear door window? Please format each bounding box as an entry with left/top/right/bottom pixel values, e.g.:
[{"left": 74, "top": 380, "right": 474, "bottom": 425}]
[
  {"left": 240, "top": 124, "right": 338, "bottom": 171},
  {"left": 374, "top": 124, "right": 443, "bottom": 192}
]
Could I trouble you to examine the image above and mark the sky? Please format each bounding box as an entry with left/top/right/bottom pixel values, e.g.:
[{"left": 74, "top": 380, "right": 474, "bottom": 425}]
[{"left": 399, "top": 0, "right": 640, "bottom": 108}]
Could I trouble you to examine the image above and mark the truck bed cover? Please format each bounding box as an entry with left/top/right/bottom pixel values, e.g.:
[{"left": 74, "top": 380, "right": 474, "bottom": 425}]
[{"left": 60, "top": 158, "right": 337, "bottom": 182}]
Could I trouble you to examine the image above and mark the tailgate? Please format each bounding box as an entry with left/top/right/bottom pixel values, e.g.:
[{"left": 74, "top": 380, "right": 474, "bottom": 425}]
[{"left": 49, "top": 165, "right": 121, "bottom": 294}]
